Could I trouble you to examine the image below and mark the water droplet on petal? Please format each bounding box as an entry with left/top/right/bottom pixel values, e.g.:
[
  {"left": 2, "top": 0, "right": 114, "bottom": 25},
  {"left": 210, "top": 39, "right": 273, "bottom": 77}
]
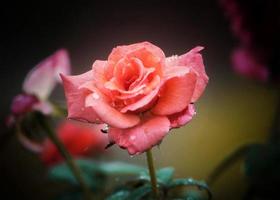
[
  {"left": 101, "top": 124, "right": 109, "bottom": 133},
  {"left": 130, "top": 135, "right": 136, "bottom": 140},
  {"left": 93, "top": 93, "right": 99, "bottom": 99}
]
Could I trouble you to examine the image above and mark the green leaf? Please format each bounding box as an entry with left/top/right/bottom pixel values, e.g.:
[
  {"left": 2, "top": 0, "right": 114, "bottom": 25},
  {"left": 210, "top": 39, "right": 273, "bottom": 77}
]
[
  {"left": 168, "top": 178, "right": 212, "bottom": 200},
  {"left": 126, "top": 184, "right": 152, "bottom": 200},
  {"left": 99, "top": 162, "right": 146, "bottom": 175},
  {"left": 156, "top": 167, "right": 174, "bottom": 184},
  {"left": 106, "top": 190, "right": 130, "bottom": 200},
  {"left": 184, "top": 190, "right": 209, "bottom": 200},
  {"left": 49, "top": 159, "right": 145, "bottom": 190},
  {"left": 106, "top": 185, "right": 152, "bottom": 200},
  {"left": 139, "top": 167, "right": 174, "bottom": 185},
  {"left": 49, "top": 160, "right": 103, "bottom": 189}
]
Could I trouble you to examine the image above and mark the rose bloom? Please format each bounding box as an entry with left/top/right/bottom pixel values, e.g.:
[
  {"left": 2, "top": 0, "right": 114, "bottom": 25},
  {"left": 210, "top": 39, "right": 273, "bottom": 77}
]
[{"left": 62, "top": 42, "right": 208, "bottom": 155}]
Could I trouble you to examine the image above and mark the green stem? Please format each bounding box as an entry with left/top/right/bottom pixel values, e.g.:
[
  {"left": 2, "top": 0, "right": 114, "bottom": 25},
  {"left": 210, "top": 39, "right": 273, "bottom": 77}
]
[
  {"left": 50, "top": 101, "right": 68, "bottom": 118},
  {"left": 146, "top": 149, "right": 159, "bottom": 199},
  {"left": 38, "top": 117, "right": 93, "bottom": 200}
]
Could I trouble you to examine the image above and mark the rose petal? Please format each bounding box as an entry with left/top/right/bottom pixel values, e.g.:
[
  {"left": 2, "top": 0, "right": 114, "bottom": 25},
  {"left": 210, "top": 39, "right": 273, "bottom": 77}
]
[
  {"left": 109, "top": 115, "right": 170, "bottom": 155},
  {"left": 168, "top": 104, "right": 196, "bottom": 128},
  {"left": 92, "top": 60, "right": 109, "bottom": 87},
  {"left": 166, "top": 46, "right": 209, "bottom": 102},
  {"left": 152, "top": 71, "right": 197, "bottom": 115},
  {"left": 120, "top": 76, "right": 161, "bottom": 113},
  {"left": 61, "top": 72, "right": 100, "bottom": 123},
  {"left": 109, "top": 42, "right": 165, "bottom": 79},
  {"left": 163, "top": 66, "right": 190, "bottom": 79},
  {"left": 53, "top": 49, "right": 71, "bottom": 82},
  {"left": 112, "top": 57, "right": 141, "bottom": 89},
  {"left": 23, "top": 49, "right": 71, "bottom": 99},
  {"left": 129, "top": 64, "right": 155, "bottom": 90},
  {"left": 104, "top": 78, "right": 146, "bottom": 95},
  {"left": 112, "top": 67, "right": 156, "bottom": 100},
  {"left": 85, "top": 93, "right": 140, "bottom": 128},
  {"left": 109, "top": 42, "right": 165, "bottom": 64}
]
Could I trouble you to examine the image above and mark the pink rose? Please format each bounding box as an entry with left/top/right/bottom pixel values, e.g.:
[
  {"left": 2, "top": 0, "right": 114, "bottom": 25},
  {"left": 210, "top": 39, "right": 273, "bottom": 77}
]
[{"left": 61, "top": 42, "right": 208, "bottom": 155}]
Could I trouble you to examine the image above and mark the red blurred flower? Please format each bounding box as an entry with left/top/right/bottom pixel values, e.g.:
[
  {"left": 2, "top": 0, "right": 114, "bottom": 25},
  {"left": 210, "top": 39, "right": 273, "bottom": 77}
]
[{"left": 40, "top": 121, "right": 108, "bottom": 166}]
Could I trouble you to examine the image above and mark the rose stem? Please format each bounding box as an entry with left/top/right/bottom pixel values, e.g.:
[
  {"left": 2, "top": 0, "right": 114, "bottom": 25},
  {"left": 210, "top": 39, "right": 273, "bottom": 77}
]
[
  {"left": 146, "top": 149, "right": 159, "bottom": 198},
  {"left": 38, "top": 117, "right": 93, "bottom": 200}
]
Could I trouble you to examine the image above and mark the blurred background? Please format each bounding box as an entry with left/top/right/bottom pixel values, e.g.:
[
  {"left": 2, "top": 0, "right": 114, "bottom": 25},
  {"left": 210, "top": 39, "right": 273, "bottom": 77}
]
[{"left": 0, "top": 0, "right": 279, "bottom": 199}]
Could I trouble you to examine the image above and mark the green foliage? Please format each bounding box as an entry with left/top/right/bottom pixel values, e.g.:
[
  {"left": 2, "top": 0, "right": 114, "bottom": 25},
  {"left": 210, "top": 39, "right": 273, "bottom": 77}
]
[
  {"left": 49, "top": 160, "right": 102, "bottom": 188},
  {"left": 49, "top": 159, "right": 146, "bottom": 199},
  {"left": 139, "top": 167, "right": 175, "bottom": 185},
  {"left": 242, "top": 143, "right": 280, "bottom": 199},
  {"left": 98, "top": 161, "right": 146, "bottom": 175},
  {"left": 126, "top": 185, "right": 152, "bottom": 200},
  {"left": 183, "top": 190, "right": 208, "bottom": 200},
  {"left": 106, "top": 190, "right": 130, "bottom": 200},
  {"left": 49, "top": 159, "right": 145, "bottom": 186},
  {"left": 244, "top": 144, "right": 280, "bottom": 181},
  {"left": 156, "top": 167, "right": 175, "bottom": 184},
  {"left": 168, "top": 178, "right": 211, "bottom": 200},
  {"left": 106, "top": 167, "right": 212, "bottom": 200},
  {"left": 50, "top": 160, "right": 212, "bottom": 199}
]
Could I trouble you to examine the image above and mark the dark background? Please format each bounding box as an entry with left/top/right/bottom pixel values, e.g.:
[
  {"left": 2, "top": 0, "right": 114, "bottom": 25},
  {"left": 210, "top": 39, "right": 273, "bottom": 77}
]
[{"left": 0, "top": 0, "right": 277, "bottom": 199}]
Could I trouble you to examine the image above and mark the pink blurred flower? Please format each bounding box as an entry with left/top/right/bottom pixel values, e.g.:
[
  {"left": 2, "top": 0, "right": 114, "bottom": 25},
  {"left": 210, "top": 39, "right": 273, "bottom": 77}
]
[
  {"left": 61, "top": 42, "right": 208, "bottom": 155},
  {"left": 231, "top": 47, "right": 268, "bottom": 82},
  {"left": 220, "top": 0, "right": 279, "bottom": 82},
  {"left": 11, "top": 94, "right": 39, "bottom": 116},
  {"left": 9, "top": 49, "right": 70, "bottom": 121}
]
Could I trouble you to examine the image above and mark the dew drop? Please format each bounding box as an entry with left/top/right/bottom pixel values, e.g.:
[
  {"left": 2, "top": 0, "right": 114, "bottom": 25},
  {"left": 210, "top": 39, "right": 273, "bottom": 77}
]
[
  {"left": 188, "top": 178, "right": 194, "bottom": 183},
  {"left": 101, "top": 124, "right": 109, "bottom": 133},
  {"left": 93, "top": 93, "right": 99, "bottom": 99},
  {"left": 130, "top": 135, "right": 136, "bottom": 140}
]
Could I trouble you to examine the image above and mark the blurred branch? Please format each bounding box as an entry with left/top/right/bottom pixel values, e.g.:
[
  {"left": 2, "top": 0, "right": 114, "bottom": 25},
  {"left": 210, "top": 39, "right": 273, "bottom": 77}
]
[
  {"left": 37, "top": 113, "right": 93, "bottom": 200},
  {"left": 268, "top": 91, "right": 280, "bottom": 144},
  {"left": 206, "top": 143, "right": 256, "bottom": 185}
]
